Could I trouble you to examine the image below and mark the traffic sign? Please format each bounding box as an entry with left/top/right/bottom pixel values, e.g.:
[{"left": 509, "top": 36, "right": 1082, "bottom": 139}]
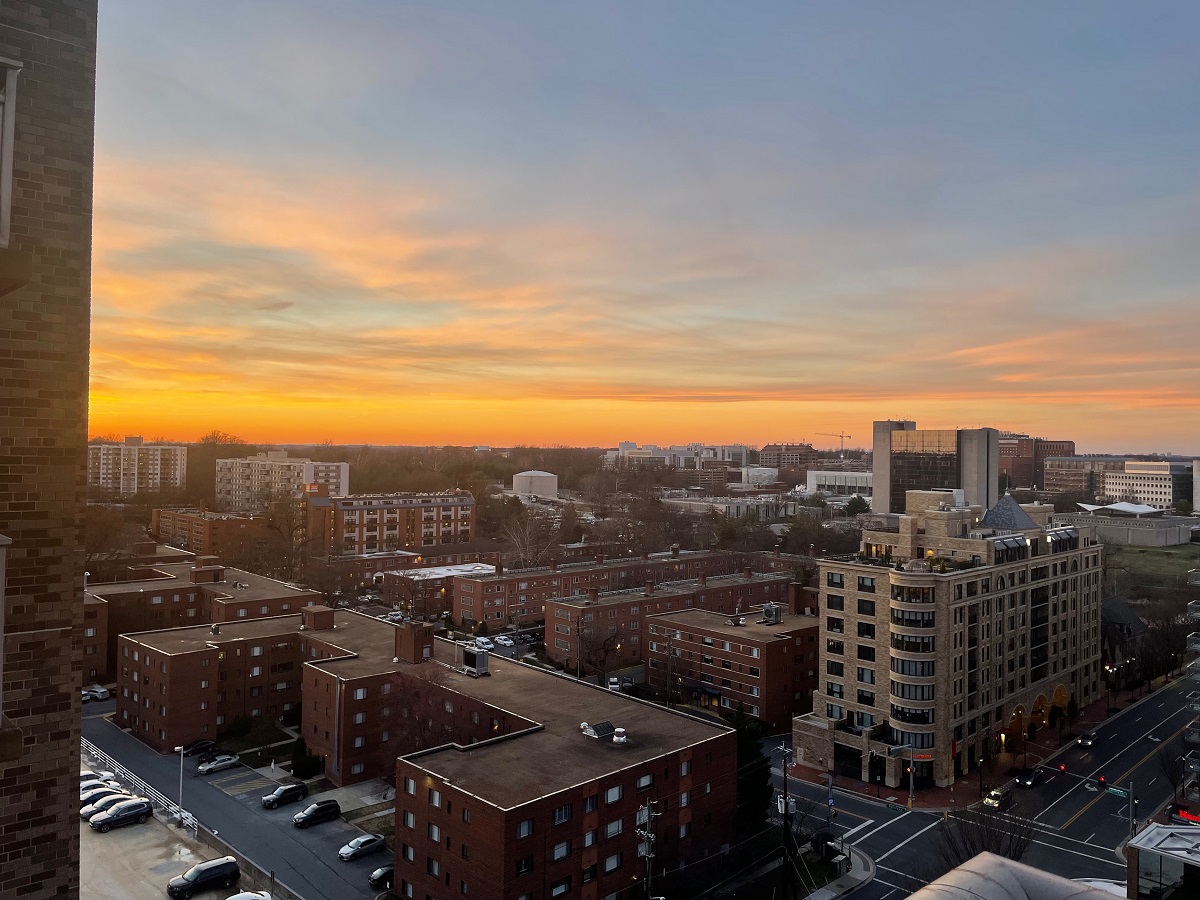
[
  {"left": 828, "top": 797, "right": 835, "bottom": 808},
  {"left": 1106, "top": 786, "right": 1129, "bottom": 799},
  {"left": 887, "top": 802, "right": 906, "bottom": 812}
]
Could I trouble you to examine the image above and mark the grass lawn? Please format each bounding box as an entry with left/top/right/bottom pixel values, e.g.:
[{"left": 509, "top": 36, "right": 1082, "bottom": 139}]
[
  {"left": 239, "top": 741, "right": 298, "bottom": 769},
  {"left": 1107, "top": 542, "right": 1200, "bottom": 587}
]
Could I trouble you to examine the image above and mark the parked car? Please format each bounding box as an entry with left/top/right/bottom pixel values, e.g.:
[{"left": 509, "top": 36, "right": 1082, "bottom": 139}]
[
  {"left": 225, "top": 892, "right": 271, "bottom": 900},
  {"left": 81, "top": 690, "right": 91, "bottom": 704},
  {"left": 196, "top": 754, "right": 239, "bottom": 775},
  {"left": 261, "top": 782, "right": 308, "bottom": 809},
  {"left": 607, "top": 676, "right": 620, "bottom": 691},
  {"left": 1015, "top": 768, "right": 1043, "bottom": 788},
  {"left": 80, "top": 792, "right": 133, "bottom": 820},
  {"left": 80, "top": 769, "right": 115, "bottom": 785},
  {"left": 80, "top": 777, "right": 121, "bottom": 794},
  {"left": 88, "top": 797, "right": 154, "bottom": 832},
  {"left": 517, "top": 633, "right": 534, "bottom": 644},
  {"left": 621, "top": 677, "right": 634, "bottom": 691},
  {"left": 338, "top": 833, "right": 386, "bottom": 861},
  {"left": 166, "top": 855, "right": 241, "bottom": 898},
  {"left": 1078, "top": 731, "right": 1098, "bottom": 748},
  {"left": 80, "top": 786, "right": 123, "bottom": 807},
  {"left": 292, "top": 799, "right": 341, "bottom": 828},
  {"left": 474, "top": 637, "right": 495, "bottom": 651},
  {"left": 368, "top": 866, "right": 394, "bottom": 889},
  {"left": 86, "top": 685, "right": 111, "bottom": 700},
  {"left": 181, "top": 739, "right": 217, "bottom": 757},
  {"left": 982, "top": 786, "right": 1013, "bottom": 810},
  {"left": 493, "top": 635, "right": 514, "bottom": 647}
]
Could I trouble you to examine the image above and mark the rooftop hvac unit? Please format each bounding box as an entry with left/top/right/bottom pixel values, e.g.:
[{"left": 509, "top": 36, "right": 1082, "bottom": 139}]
[
  {"left": 462, "top": 647, "right": 490, "bottom": 678},
  {"left": 613, "top": 727, "right": 627, "bottom": 745},
  {"left": 762, "top": 603, "right": 783, "bottom": 625}
]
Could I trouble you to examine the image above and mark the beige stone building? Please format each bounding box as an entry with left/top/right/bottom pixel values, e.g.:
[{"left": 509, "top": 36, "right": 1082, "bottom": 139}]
[{"left": 793, "top": 490, "right": 1103, "bottom": 790}]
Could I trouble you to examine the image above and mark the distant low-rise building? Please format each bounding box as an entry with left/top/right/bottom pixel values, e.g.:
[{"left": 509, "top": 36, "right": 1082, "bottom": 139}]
[
  {"left": 807, "top": 470, "right": 873, "bottom": 499},
  {"left": 997, "top": 433, "right": 1076, "bottom": 490},
  {"left": 304, "top": 484, "right": 475, "bottom": 556},
  {"left": 382, "top": 562, "right": 496, "bottom": 619},
  {"left": 88, "top": 436, "right": 187, "bottom": 497},
  {"left": 661, "top": 495, "right": 798, "bottom": 519},
  {"left": 304, "top": 542, "right": 503, "bottom": 597},
  {"left": 1102, "top": 460, "right": 1193, "bottom": 509},
  {"left": 512, "top": 469, "right": 558, "bottom": 498},
  {"left": 605, "top": 441, "right": 749, "bottom": 468},
  {"left": 152, "top": 508, "right": 273, "bottom": 557},
  {"left": 216, "top": 451, "right": 349, "bottom": 513},
  {"left": 1054, "top": 503, "right": 1200, "bottom": 547}
]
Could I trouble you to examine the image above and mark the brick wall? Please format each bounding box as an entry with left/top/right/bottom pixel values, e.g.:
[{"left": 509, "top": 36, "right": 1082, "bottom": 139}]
[{"left": 0, "top": 3, "right": 96, "bottom": 897}]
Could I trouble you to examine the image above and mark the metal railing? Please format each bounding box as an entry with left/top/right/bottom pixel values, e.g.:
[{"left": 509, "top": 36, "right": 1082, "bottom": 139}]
[{"left": 81, "top": 737, "right": 196, "bottom": 831}]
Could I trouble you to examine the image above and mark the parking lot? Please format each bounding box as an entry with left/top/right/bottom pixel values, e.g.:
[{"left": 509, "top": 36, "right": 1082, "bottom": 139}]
[
  {"left": 84, "top": 700, "right": 391, "bottom": 900},
  {"left": 81, "top": 810, "right": 214, "bottom": 900}
]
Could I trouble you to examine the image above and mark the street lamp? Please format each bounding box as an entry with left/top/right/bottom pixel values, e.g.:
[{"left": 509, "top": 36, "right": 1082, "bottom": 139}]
[
  {"left": 977, "top": 757, "right": 985, "bottom": 798},
  {"left": 173, "top": 745, "right": 185, "bottom": 821}
]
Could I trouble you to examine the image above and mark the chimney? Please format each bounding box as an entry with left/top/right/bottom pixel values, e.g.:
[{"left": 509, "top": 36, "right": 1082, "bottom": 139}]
[
  {"left": 588, "top": 588, "right": 600, "bottom": 603},
  {"left": 644, "top": 581, "right": 654, "bottom": 596},
  {"left": 550, "top": 561, "right": 558, "bottom": 572},
  {"left": 670, "top": 544, "right": 680, "bottom": 559},
  {"left": 395, "top": 620, "right": 435, "bottom": 664},
  {"left": 641, "top": 552, "right": 649, "bottom": 561},
  {"left": 495, "top": 559, "right": 503, "bottom": 575},
  {"left": 744, "top": 566, "right": 753, "bottom": 581},
  {"left": 301, "top": 605, "right": 336, "bottom": 630},
  {"left": 698, "top": 573, "right": 707, "bottom": 587}
]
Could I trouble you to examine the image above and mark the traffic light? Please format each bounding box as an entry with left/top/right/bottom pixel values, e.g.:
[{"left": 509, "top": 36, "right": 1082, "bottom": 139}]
[
  {"left": 1059, "top": 764, "right": 1066, "bottom": 774},
  {"left": 831, "top": 809, "right": 838, "bottom": 819},
  {"left": 1098, "top": 775, "right": 1107, "bottom": 789}
]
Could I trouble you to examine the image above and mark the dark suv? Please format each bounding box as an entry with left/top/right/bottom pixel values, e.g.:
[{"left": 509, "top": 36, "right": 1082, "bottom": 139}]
[
  {"left": 166, "top": 856, "right": 240, "bottom": 898},
  {"left": 89, "top": 798, "right": 154, "bottom": 833},
  {"left": 261, "top": 782, "right": 308, "bottom": 809},
  {"left": 292, "top": 799, "right": 341, "bottom": 828}
]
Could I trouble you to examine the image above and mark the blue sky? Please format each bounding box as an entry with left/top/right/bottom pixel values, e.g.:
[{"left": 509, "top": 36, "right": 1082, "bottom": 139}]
[{"left": 90, "top": 2, "right": 1200, "bottom": 451}]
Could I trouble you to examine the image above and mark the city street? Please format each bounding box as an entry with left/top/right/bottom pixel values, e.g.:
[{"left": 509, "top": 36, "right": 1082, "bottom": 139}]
[
  {"left": 779, "top": 675, "right": 1196, "bottom": 896},
  {"left": 83, "top": 701, "right": 387, "bottom": 900}
]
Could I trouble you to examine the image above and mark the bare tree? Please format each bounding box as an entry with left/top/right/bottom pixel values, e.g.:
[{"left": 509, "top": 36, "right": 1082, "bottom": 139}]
[
  {"left": 578, "top": 622, "right": 626, "bottom": 681},
  {"left": 930, "top": 808, "right": 1035, "bottom": 875},
  {"left": 1158, "top": 746, "right": 1188, "bottom": 803},
  {"left": 501, "top": 512, "right": 559, "bottom": 569}
]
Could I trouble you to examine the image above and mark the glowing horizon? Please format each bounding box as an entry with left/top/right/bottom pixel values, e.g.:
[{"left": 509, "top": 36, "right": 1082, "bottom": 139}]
[{"left": 90, "top": 2, "right": 1200, "bottom": 455}]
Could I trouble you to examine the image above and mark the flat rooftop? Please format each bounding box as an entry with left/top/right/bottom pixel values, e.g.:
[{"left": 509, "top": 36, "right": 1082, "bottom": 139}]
[
  {"left": 550, "top": 571, "right": 792, "bottom": 608},
  {"left": 387, "top": 563, "right": 497, "bottom": 581},
  {"left": 86, "top": 562, "right": 318, "bottom": 605},
  {"left": 125, "top": 608, "right": 730, "bottom": 808},
  {"left": 648, "top": 606, "right": 816, "bottom": 641},
  {"left": 459, "top": 549, "right": 721, "bottom": 582},
  {"left": 406, "top": 647, "right": 730, "bottom": 809}
]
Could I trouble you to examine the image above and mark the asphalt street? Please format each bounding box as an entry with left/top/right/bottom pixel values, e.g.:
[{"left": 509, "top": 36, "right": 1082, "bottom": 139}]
[
  {"left": 778, "top": 675, "right": 1196, "bottom": 897},
  {"left": 82, "top": 699, "right": 388, "bottom": 900}
]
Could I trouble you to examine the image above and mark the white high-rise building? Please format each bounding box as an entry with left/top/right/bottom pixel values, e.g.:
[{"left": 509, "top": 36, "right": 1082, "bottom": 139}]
[
  {"left": 215, "top": 450, "right": 349, "bottom": 513},
  {"left": 87, "top": 436, "right": 187, "bottom": 497}
]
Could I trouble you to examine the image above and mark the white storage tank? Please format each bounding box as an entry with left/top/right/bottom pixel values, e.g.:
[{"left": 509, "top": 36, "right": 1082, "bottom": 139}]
[{"left": 513, "top": 470, "right": 558, "bottom": 499}]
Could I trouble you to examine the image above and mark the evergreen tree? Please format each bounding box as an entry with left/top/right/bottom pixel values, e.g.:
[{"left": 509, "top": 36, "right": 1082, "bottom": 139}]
[{"left": 733, "top": 704, "right": 772, "bottom": 833}]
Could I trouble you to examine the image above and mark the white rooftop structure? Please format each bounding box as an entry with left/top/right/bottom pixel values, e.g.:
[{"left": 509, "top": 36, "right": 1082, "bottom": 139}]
[
  {"left": 907, "top": 852, "right": 1124, "bottom": 899},
  {"left": 387, "top": 563, "right": 496, "bottom": 582},
  {"left": 1077, "top": 501, "right": 1163, "bottom": 516}
]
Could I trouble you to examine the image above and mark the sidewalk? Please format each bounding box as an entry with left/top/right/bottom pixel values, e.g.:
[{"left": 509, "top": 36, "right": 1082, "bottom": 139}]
[
  {"left": 788, "top": 672, "right": 1184, "bottom": 811},
  {"left": 806, "top": 845, "right": 874, "bottom": 900}
]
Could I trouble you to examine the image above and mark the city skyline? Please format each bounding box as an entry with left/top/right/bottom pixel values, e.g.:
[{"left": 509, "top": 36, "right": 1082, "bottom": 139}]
[{"left": 89, "top": 2, "right": 1200, "bottom": 451}]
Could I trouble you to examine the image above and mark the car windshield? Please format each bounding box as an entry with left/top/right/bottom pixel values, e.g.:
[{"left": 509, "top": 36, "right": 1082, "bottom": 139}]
[
  {"left": 351, "top": 836, "right": 371, "bottom": 847},
  {"left": 987, "top": 790, "right": 1004, "bottom": 800},
  {"left": 302, "top": 804, "right": 318, "bottom": 814}
]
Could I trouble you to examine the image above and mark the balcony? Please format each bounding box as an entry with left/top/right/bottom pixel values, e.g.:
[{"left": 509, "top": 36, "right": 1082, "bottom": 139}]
[
  {"left": 1189, "top": 600, "right": 1200, "bottom": 621},
  {"left": 1187, "top": 750, "right": 1200, "bottom": 774},
  {"left": 1189, "top": 632, "right": 1200, "bottom": 653}
]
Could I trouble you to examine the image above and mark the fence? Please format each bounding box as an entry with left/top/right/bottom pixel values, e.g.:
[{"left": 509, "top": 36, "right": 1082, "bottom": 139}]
[{"left": 81, "top": 737, "right": 304, "bottom": 899}]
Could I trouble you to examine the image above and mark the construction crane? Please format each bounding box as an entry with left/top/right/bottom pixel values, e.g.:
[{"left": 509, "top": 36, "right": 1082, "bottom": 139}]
[{"left": 817, "top": 431, "right": 852, "bottom": 453}]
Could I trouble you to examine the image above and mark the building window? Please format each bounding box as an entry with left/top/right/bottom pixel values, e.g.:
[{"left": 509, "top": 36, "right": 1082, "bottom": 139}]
[
  {"left": 583, "top": 829, "right": 597, "bottom": 847},
  {"left": 237, "top": 609, "right": 248, "bottom": 618},
  {"left": 517, "top": 818, "right": 534, "bottom": 838},
  {"left": 550, "top": 877, "right": 572, "bottom": 897},
  {"left": 404, "top": 777, "right": 416, "bottom": 796},
  {"left": 605, "top": 819, "right": 623, "bottom": 838},
  {"left": 404, "top": 811, "right": 415, "bottom": 828},
  {"left": 584, "top": 793, "right": 599, "bottom": 813},
  {"left": 604, "top": 853, "right": 622, "bottom": 873},
  {"left": 637, "top": 774, "right": 654, "bottom": 791},
  {"left": 402, "top": 843, "right": 414, "bottom": 862},
  {"left": 680, "top": 791, "right": 690, "bottom": 807},
  {"left": 429, "top": 789, "right": 441, "bottom": 808},
  {"left": 250, "top": 666, "right": 262, "bottom": 677},
  {"left": 350, "top": 763, "right": 364, "bottom": 775},
  {"left": 552, "top": 840, "right": 570, "bottom": 861},
  {"left": 680, "top": 761, "right": 691, "bottom": 777},
  {"left": 427, "top": 858, "right": 440, "bottom": 876},
  {"left": 354, "top": 712, "right": 366, "bottom": 724},
  {"left": 251, "top": 646, "right": 263, "bottom": 657},
  {"left": 553, "top": 803, "right": 572, "bottom": 825},
  {"left": 354, "top": 687, "right": 367, "bottom": 700},
  {"left": 516, "top": 856, "right": 534, "bottom": 876},
  {"left": 353, "top": 736, "right": 365, "bottom": 748},
  {"left": 605, "top": 785, "right": 623, "bottom": 804},
  {"left": 429, "top": 823, "right": 441, "bottom": 842}
]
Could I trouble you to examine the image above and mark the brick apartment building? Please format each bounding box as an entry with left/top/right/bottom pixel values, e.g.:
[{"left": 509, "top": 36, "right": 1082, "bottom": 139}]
[
  {"left": 216, "top": 450, "right": 350, "bottom": 513},
  {"left": 85, "top": 560, "right": 321, "bottom": 680},
  {"left": 394, "top": 660, "right": 737, "bottom": 900},
  {"left": 453, "top": 548, "right": 786, "bottom": 631},
  {"left": 382, "top": 563, "right": 497, "bottom": 619},
  {"left": 304, "top": 484, "right": 476, "bottom": 556},
  {"left": 543, "top": 570, "right": 793, "bottom": 674},
  {"left": 997, "top": 434, "right": 1075, "bottom": 491},
  {"left": 152, "top": 507, "right": 274, "bottom": 557},
  {"left": 0, "top": 4, "right": 96, "bottom": 897},
  {"left": 88, "top": 436, "right": 188, "bottom": 496},
  {"left": 758, "top": 443, "right": 819, "bottom": 476},
  {"left": 793, "top": 490, "right": 1103, "bottom": 790},
  {"left": 305, "top": 542, "right": 505, "bottom": 597},
  {"left": 646, "top": 605, "right": 819, "bottom": 733}
]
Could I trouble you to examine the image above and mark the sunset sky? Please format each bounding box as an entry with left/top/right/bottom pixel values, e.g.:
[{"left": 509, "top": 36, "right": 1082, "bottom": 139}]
[{"left": 89, "top": 2, "right": 1200, "bottom": 452}]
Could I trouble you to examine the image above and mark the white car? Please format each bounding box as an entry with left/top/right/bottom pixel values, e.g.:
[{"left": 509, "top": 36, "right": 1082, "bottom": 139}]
[
  {"left": 197, "top": 754, "right": 239, "bottom": 775},
  {"left": 474, "top": 637, "right": 495, "bottom": 651},
  {"left": 493, "top": 635, "right": 514, "bottom": 647},
  {"left": 86, "top": 685, "right": 111, "bottom": 701},
  {"left": 607, "top": 677, "right": 620, "bottom": 691}
]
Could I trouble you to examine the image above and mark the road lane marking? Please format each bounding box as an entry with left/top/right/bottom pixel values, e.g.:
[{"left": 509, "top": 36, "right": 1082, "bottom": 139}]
[
  {"left": 1036, "top": 705, "right": 1194, "bottom": 823},
  {"left": 852, "top": 811, "right": 910, "bottom": 845},
  {"left": 1029, "top": 837, "right": 1126, "bottom": 868},
  {"left": 876, "top": 821, "right": 940, "bottom": 862},
  {"left": 1060, "top": 716, "right": 1195, "bottom": 831},
  {"left": 1086, "top": 832, "right": 1095, "bottom": 842},
  {"left": 841, "top": 819, "right": 875, "bottom": 840}
]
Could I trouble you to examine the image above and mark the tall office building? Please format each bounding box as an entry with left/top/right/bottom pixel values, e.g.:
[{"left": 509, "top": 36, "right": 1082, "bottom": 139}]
[
  {"left": 87, "top": 435, "right": 187, "bottom": 496},
  {"left": 0, "top": 4, "right": 96, "bottom": 897},
  {"left": 872, "top": 420, "right": 1000, "bottom": 514}
]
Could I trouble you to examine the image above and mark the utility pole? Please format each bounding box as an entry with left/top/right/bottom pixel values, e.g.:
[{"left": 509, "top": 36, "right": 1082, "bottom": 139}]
[
  {"left": 637, "top": 799, "right": 661, "bottom": 899},
  {"left": 1128, "top": 781, "right": 1137, "bottom": 837},
  {"left": 777, "top": 746, "right": 799, "bottom": 900},
  {"left": 665, "top": 630, "right": 675, "bottom": 709},
  {"left": 909, "top": 746, "right": 915, "bottom": 810}
]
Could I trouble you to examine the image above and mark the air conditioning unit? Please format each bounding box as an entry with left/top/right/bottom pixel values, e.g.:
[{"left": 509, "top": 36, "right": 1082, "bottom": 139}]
[{"left": 462, "top": 647, "right": 490, "bottom": 678}]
